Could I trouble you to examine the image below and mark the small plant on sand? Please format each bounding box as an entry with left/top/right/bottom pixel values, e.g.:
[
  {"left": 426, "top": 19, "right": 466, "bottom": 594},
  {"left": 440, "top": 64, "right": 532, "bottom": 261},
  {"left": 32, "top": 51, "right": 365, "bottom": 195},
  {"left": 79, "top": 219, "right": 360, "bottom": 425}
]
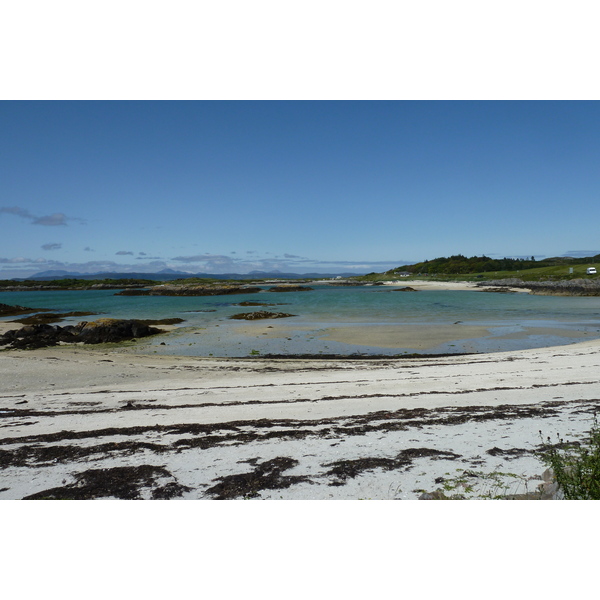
[
  {"left": 437, "top": 469, "right": 530, "bottom": 499},
  {"left": 249, "top": 349, "right": 260, "bottom": 356},
  {"left": 538, "top": 415, "right": 600, "bottom": 500}
]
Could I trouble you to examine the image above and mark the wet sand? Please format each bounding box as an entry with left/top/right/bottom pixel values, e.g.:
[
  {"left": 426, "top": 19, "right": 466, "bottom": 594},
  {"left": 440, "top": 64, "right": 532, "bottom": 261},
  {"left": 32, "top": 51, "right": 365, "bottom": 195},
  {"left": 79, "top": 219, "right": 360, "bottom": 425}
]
[
  {"left": 317, "top": 323, "right": 493, "bottom": 349},
  {"left": 227, "top": 321, "right": 492, "bottom": 351},
  {"left": 2, "top": 337, "right": 600, "bottom": 499},
  {"left": 320, "top": 324, "right": 591, "bottom": 349},
  {"left": 220, "top": 319, "right": 593, "bottom": 356}
]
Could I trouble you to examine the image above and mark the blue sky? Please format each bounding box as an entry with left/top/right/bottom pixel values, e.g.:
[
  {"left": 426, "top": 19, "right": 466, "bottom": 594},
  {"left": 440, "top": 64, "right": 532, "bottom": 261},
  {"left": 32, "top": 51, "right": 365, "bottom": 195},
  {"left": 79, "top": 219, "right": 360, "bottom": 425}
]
[{"left": 1, "top": 100, "right": 600, "bottom": 278}]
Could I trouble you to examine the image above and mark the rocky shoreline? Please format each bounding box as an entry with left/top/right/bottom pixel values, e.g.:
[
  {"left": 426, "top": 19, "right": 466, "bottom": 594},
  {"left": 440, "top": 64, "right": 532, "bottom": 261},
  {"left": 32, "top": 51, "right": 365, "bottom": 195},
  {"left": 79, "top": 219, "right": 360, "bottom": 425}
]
[
  {"left": 0, "top": 283, "right": 149, "bottom": 292},
  {"left": 477, "top": 278, "right": 600, "bottom": 296},
  {"left": 115, "top": 283, "right": 315, "bottom": 296},
  {"left": 115, "top": 284, "right": 263, "bottom": 296}
]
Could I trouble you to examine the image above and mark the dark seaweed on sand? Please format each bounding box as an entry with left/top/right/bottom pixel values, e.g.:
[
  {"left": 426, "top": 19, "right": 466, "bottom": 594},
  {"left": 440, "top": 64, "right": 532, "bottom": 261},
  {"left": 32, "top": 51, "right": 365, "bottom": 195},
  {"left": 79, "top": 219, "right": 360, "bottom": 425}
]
[{"left": 23, "top": 465, "right": 191, "bottom": 500}]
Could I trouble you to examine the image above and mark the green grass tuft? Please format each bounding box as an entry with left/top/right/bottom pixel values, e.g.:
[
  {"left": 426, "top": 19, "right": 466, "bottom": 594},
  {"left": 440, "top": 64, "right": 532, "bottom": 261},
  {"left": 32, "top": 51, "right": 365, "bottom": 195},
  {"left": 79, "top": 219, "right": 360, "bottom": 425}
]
[{"left": 538, "top": 416, "right": 600, "bottom": 500}]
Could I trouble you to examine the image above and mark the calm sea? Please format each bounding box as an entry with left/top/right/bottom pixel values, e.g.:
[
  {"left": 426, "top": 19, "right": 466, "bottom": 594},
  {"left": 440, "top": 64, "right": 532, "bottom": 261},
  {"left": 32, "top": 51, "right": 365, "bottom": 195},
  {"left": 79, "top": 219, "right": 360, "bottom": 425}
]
[{"left": 2, "top": 285, "right": 600, "bottom": 356}]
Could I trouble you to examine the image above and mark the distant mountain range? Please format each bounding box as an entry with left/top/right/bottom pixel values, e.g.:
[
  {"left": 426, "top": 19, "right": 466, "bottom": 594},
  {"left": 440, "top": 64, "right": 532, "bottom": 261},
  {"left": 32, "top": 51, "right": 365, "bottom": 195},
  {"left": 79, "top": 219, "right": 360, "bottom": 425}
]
[{"left": 16, "top": 268, "right": 363, "bottom": 281}]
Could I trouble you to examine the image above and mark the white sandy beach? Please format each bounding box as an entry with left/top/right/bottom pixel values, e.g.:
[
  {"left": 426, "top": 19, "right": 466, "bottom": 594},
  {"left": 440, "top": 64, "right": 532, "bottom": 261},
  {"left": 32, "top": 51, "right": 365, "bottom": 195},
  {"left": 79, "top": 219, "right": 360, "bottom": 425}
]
[
  {"left": 382, "top": 279, "right": 529, "bottom": 292},
  {"left": 387, "top": 279, "right": 483, "bottom": 291},
  {"left": 2, "top": 332, "right": 600, "bottom": 499}
]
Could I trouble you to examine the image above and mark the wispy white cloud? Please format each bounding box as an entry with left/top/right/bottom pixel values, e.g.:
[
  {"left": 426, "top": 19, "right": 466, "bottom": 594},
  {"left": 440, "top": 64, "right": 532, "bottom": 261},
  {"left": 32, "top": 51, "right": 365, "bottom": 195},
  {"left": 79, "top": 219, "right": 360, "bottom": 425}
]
[
  {"left": 283, "top": 253, "right": 307, "bottom": 260},
  {"left": 33, "top": 213, "right": 69, "bottom": 226},
  {"left": 41, "top": 243, "right": 62, "bottom": 251},
  {"left": 0, "top": 206, "right": 85, "bottom": 226},
  {"left": 0, "top": 256, "right": 40, "bottom": 264},
  {"left": 116, "top": 250, "right": 134, "bottom": 256},
  {"left": 0, "top": 257, "right": 115, "bottom": 273},
  {"left": 172, "top": 254, "right": 233, "bottom": 264},
  {"left": 564, "top": 250, "right": 600, "bottom": 258},
  {"left": 171, "top": 254, "right": 239, "bottom": 271},
  {"left": 311, "top": 259, "right": 408, "bottom": 267},
  {"left": 1, "top": 206, "right": 33, "bottom": 219}
]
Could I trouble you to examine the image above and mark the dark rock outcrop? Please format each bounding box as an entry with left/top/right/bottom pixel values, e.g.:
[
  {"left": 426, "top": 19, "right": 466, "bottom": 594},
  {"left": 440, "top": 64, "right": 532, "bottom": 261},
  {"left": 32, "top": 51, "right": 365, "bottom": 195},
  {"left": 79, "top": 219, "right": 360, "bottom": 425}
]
[
  {"left": 393, "top": 286, "right": 418, "bottom": 292},
  {"left": 0, "top": 303, "right": 50, "bottom": 317},
  {"left": 0, "top": 318, "right": 164, "bottom": 350},
  {"left": 75, "top": 319, "right": 164, "bottom": 344},
  {"left": 0, "top": 324, "right": 72, "bottom": 349},
  {"left": 477, "top": 287, "right": 516, "bottom": 294}
]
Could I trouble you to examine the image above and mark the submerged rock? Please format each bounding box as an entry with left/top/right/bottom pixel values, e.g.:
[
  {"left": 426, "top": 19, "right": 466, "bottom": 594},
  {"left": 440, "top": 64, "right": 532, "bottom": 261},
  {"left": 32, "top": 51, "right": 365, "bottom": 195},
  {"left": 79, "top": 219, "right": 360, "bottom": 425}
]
[
  {"left": 11, "top": 311, "right": 98, "bottom": 325},
  {"left": 236, "top": 301, "right": 288, "bottom": 307},
  {"left": 135, "top": 318, "right": 185, "bottom": 325},
  {"left": 228, "top": 311, "right": 296, "bottom": 320},
  {"left": 267, "top": 285, "right": 313, "bottom": 292}
]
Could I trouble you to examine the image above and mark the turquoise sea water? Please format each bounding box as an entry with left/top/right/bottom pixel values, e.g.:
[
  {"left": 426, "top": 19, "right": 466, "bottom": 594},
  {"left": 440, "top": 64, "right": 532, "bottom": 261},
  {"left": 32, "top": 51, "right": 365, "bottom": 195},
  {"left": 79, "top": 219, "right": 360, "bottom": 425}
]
[{"left": 2, "top": 286, "right": 600, "bottom": 356}]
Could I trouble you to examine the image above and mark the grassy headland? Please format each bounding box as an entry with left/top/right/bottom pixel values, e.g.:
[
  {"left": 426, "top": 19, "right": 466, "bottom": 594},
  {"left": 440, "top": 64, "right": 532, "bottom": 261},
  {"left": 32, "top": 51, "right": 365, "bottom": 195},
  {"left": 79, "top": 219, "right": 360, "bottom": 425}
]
[{"left": 356, "top": 254, "right": 600, "bottom": 284}]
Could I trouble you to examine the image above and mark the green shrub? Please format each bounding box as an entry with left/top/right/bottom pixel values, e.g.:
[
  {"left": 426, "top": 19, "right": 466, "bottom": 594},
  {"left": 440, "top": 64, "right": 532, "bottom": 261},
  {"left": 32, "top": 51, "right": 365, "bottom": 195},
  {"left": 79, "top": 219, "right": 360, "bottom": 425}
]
[{"left": 538, "top": 416, "right": 600, "bottom": 499}]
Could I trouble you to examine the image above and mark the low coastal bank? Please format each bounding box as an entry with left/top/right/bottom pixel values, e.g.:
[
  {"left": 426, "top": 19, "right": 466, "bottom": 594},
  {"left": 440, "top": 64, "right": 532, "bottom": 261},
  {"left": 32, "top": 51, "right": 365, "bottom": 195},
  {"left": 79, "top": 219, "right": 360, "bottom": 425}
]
[
  {"left": 477, "top": 278, "right": 600, "bottom": 296},
  {"left": 2, "top": 337, "right": 599, "bottom": 499},
  {"left": 2, "top": 277, "right": 598, "bottom": 295}
]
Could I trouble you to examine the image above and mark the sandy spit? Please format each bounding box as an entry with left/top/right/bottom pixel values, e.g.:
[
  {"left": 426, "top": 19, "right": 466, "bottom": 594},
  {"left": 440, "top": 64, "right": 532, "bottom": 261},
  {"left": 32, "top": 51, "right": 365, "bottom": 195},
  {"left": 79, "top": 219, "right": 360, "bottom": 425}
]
[
  {"left": 381, "top": 279, "right": 528, "bottom": 292},
  {"left": 1, "top": 338, "right": 600, "bottom": 500},
  {"left": 389, "top": 279, "right": 482, "bottom": 291}
]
